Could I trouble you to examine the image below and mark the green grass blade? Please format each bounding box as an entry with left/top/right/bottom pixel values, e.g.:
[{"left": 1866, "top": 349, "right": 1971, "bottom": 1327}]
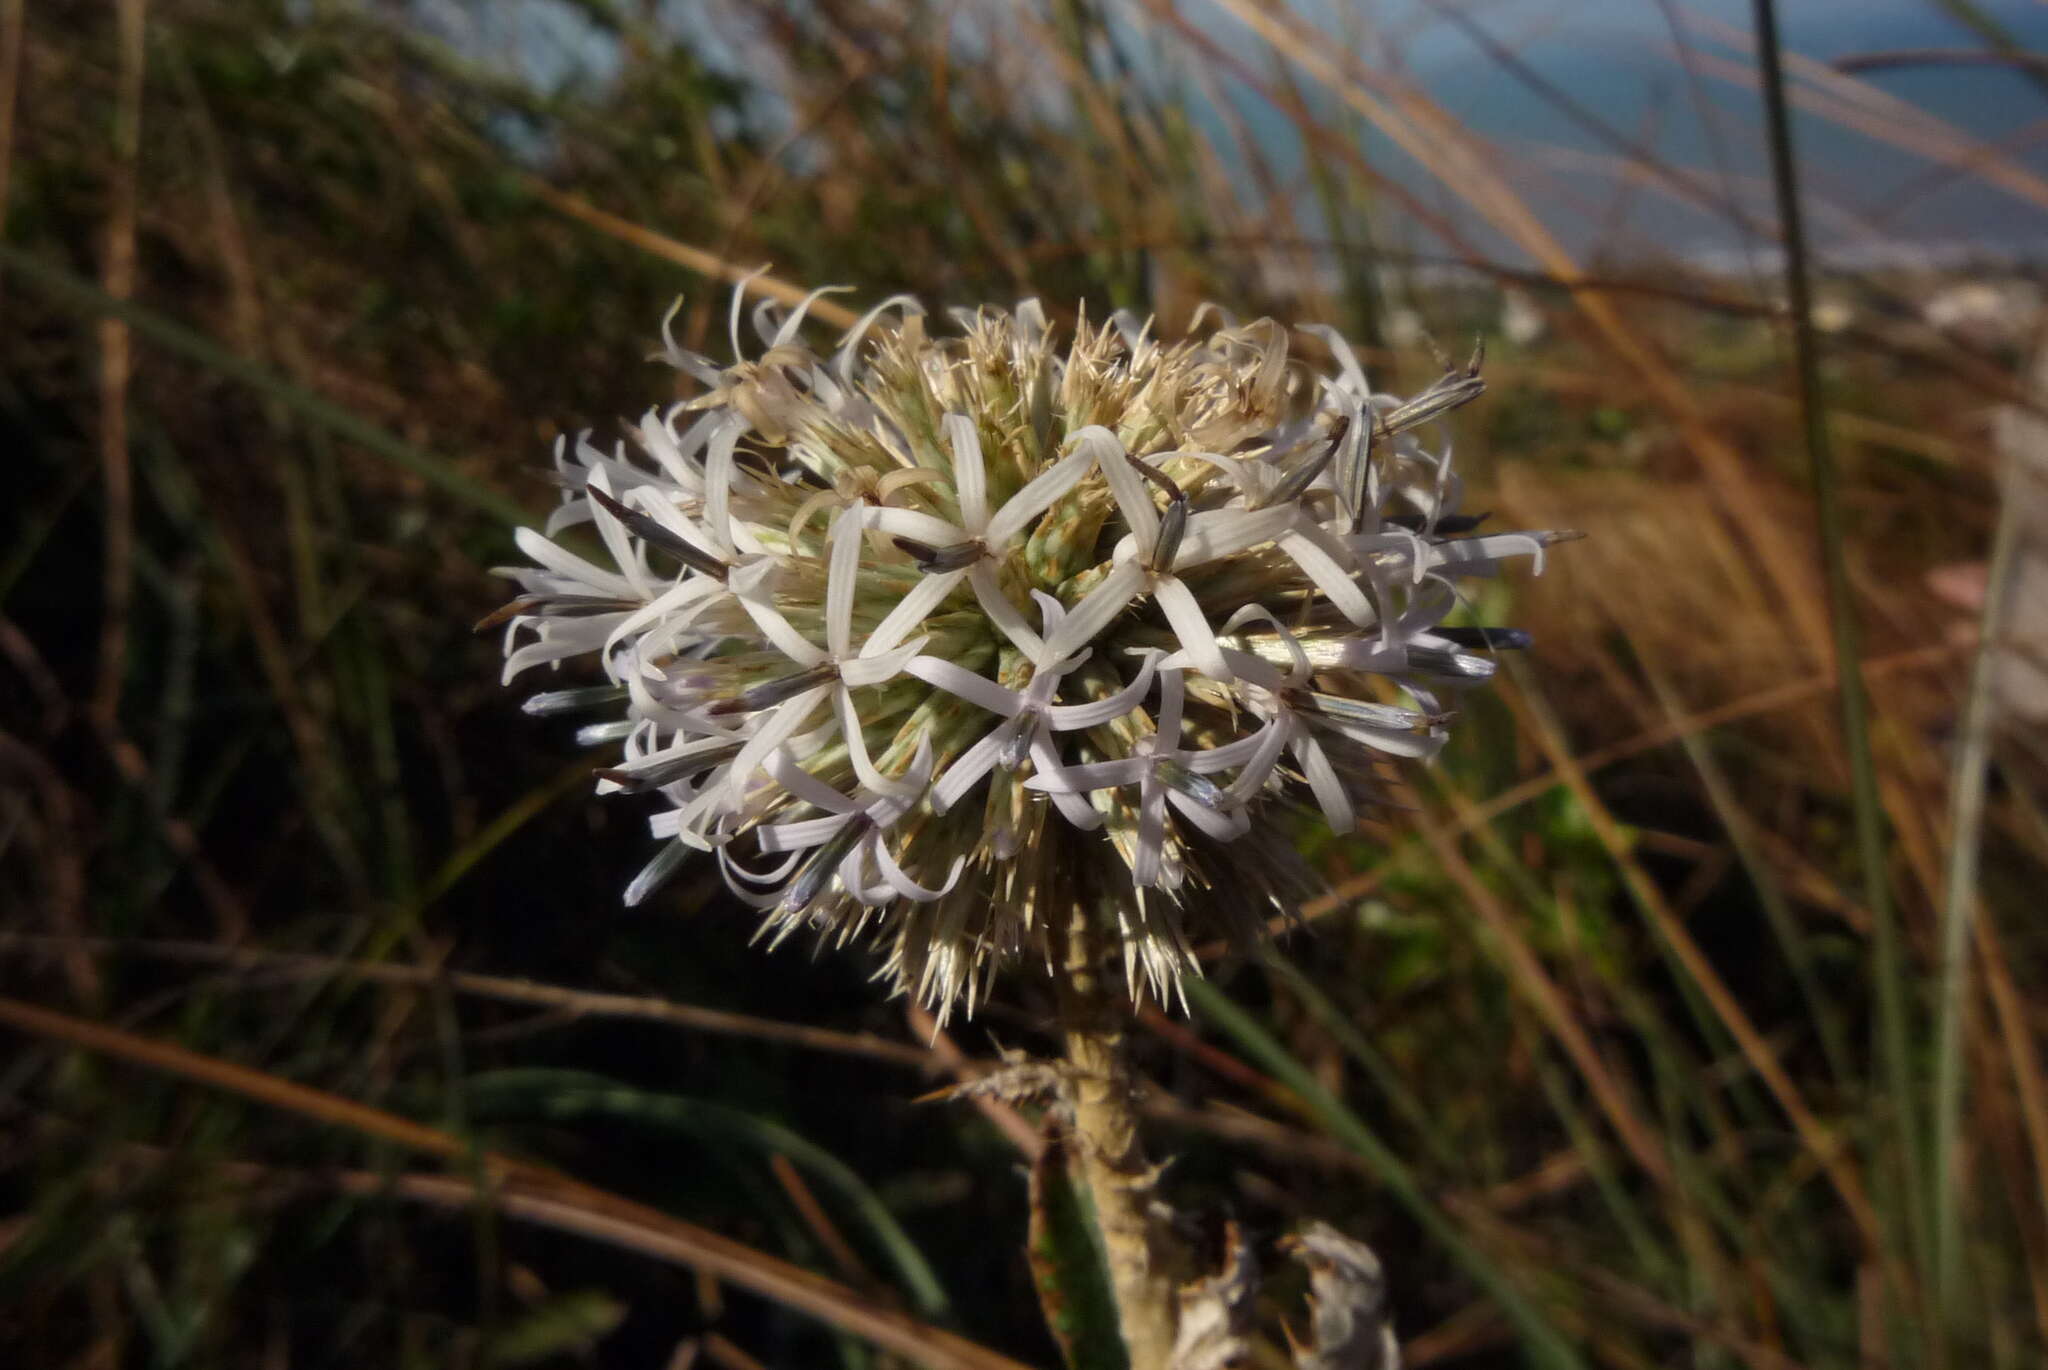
[
  {"left": 1184, "top": 977, "right": 1586, "bottom": 1370},
  {"left": 462, "top": 1068, "right": 952, "bottom": 1320},
  {"left": 1027, "top": 1136, "right": 1127, "bottom": 1370},
  {"left": 1932, "top": 367, "right": 2030, "bottom": 1332},
  {"left": 1750, "top": 0, "right": 1927, "bottom": 1313},
  {"left": 1639, "top": 661, "right": 1853, "bottom": 1086},
  {"left": 1257, "top": 949, "right": 1457, "bottom": 1170},
  {"left": 0, "top": 244, "right": 530, "bottom": 528}
]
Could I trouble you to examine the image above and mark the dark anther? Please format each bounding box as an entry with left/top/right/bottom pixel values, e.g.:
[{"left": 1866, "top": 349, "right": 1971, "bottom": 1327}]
[
  {"left": 1131, "top": 458, "right": 1188, "bottom": 571},
  {"left": 1385, "top": 510, "right": 1490, "bottom": 535},
  {"left": 594, "top": 739, "right": 746, "bottom": 791},
  {"left": 1404, "top": 644, "right": 1496, "bottom": 681},
  {"left": 521, "top": 684, "right": 629, "bottom": 716},
  {"left": 586, "top": 484, "right": 729, "bottom": 579},
  {"left": 892, "top": 536, "right": 985, "bottom": 573},
  {"left": 1156, "top": 758, "right": 1228, "bottom": 811},
  {"left": 997, "top": 715, "right": 1037, "bottom": 772},
  {"left": 778, "top": 818, "right": 871, "bottom": 915},
  {"left": 706, "top": 662, "right": 840, "bottom": 716},
  {"left": 475, "top": 594, "right": 638, "bottom": 632},
  {"left": 1432, "top": 626, "right": 1532, "bottom": 651},
  {"left": 1301, "top": 692, "right": 1443, "bottom": 731},
  {"left": 1265, "top": 416, "right": 1348, "bottom": 508}
]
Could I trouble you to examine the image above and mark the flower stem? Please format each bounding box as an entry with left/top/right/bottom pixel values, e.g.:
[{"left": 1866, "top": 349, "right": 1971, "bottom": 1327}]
[{"left": 1056, "top": 902, "right": 1179, "bottom": 1370}]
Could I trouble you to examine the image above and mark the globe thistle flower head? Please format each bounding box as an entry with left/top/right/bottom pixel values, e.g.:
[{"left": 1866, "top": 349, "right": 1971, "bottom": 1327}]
[{"left": 493, "top": 288, "right": 1565, "bottom": 1021}]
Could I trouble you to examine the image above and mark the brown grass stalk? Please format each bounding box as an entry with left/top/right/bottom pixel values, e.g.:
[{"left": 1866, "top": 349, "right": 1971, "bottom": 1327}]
[
  {"left": 92, "top": 0, "right": 147, "bottom": 733},
  {"left": 0, "top": 0, "right": 23, "bottom": 287},
  {"left": 1273, "top": 640, "right": 1965, "bottom": 947},
  {"left": 1197, "top": 0, "right": 1835, "bottom": 663},
  {"left": 0, "top": 992, "right": 1033, "bottom": 1370},
  {"left": 522, "top": 177, "right": 863, "bottom": 332},
  {"left": 1497, "top": 676, "right": 1898, "bottom": 1288},
  {"left": 0, "top": 932, "right": 938, "bottom": 1072},
  {"left": 1411, "top": 797, "right": 1677, "bottom": 1191}
]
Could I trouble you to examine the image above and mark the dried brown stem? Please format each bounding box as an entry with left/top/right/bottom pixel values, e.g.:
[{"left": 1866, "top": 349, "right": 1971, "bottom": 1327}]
[
  {"left": 93, "top": 0, "right": 147, "bottom": 730},
  {"left": 0, "top": 993, "right": 1032, "bottom": 1370},
  {"left": 0, "top": 932, "right": 932, "bottom": 1071}
]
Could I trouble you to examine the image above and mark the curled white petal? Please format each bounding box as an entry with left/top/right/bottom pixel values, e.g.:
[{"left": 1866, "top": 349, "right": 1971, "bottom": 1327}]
[
  {"left": 874, "top": 837, "right": 964, "bottom": 903},
  {"left": 1165, "top": 790, "right": 1250, "bottom": 842},
  {"left": 834, "top": 689, "right": 923, "bottom": 808},
  {"left": 1298, "top": 732, "right": 1356, "bottom": 833},
  {"left": 758, "top": 812, "right": 854, "bottom": 854},
  {"left": 838, "top": 637, "right": 927, "bottom": 687},
  {"left": 906, "top": 656, "right": 1023, "bottom": 717},
  {"left": 1027, "top": 734, "right": 1105, "bottom": 829},
  {"left": 1154, "top": 664, "right": 1187, "bottom": 740},
  {"left": 700, "top": 416, "right": 745, "bottom": 558},
  {"left": 864, "top": 569, "right": 967, "bottom": 658},
  {"left": 1025, "top": 756, "right": 1150, "bottom": 795},
  {"left": 834, "top": 294, "right": 924, "bottom": 385},
  {"left": 967, "top": 562, "right": 1047, "bottom": 659},
  {"left": 726, "top": 684, "right": 832, "bottom": 798},
  {"left": 1225, "top": 715, "right": 1292, "bottom": 804},
  {"left": 513, "top": 527, "right": 636, "bottom": 600},
  {"left": 946, "top": 413, "right": 990, "bottom": 530},
  {"left": 825, "top": 502, "right": 867, "bottom": 659},
  {"left": 1279, "top": 524, "right": 1377, "bottom": 627},
  {"left": 931, "top": 727, "right": 1013, "bottom": 812},
  {"left": 1088, "top": 428, "right": 1161, "bottom": 556},
  {"left": 730, "top": 563, "right": 828, "bottom": 668},
  {"left": 1168, "top": 506, "right": 1294, "bottom": 570},
  {"left": 1045, "top": 650, "right": 1160, "bottom": 729},
  {"left": 1151, "top": 576, "right": 1230, "bottom": 681},
  {"left": 1426, "top": 531, "right": 1548, "bottom": 576},
  {"left": 772, "top": 284, "right": 855, "bottom": 346},
  {"left": 866, "top": 505, "right": 968, "bottom": 547},
  {"left": 765, "top": 748, "right": 859, "bottom": 814},
  {"left": 1044, "top": 560, "right": 1145, "bottom": 661},
  {"left": 983, "top": 441, "right": 1098, "bottom": 546}
]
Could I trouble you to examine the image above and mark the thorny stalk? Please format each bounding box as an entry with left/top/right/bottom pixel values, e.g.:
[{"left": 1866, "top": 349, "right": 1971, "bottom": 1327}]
[{"left": 1057, "top": 897, "right": 1182, "bottom": 1370}]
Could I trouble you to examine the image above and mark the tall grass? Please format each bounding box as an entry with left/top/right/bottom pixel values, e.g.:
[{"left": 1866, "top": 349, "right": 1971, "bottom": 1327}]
[{"left": 2, "top": 2, "right": 2042, "bottom": 1366}]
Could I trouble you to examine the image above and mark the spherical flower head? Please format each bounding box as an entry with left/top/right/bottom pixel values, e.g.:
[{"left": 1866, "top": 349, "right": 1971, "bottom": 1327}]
[{"left": 491, "top": 287, "right": 1565, "bottom": 1021}]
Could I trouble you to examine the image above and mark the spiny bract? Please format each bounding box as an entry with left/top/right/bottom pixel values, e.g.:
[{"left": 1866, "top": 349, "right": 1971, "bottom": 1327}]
[{"left": 492, "top": 286, "right": 1562, "bottom": 1019}]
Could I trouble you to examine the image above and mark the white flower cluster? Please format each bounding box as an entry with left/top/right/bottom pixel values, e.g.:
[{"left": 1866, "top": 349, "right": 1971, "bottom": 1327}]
[{"left": 493, "top": 286, "right": 1562, "bottom": 1016}]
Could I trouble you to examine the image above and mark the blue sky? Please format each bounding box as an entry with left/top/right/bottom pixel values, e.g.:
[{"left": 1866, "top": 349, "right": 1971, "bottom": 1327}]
[{"left": 423, "top": 0, "right": 2048, "bottom": 265}]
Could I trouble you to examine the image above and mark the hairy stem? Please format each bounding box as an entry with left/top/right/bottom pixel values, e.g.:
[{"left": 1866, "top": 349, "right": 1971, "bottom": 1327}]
[{"left": 1057, "top": 903, "right": 1180, "bottom": 1370}]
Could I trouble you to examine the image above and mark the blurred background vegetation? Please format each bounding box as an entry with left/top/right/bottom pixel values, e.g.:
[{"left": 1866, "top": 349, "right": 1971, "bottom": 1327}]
[{"left": 4, "top": 1, "right": 2047, "bottom": 1366}]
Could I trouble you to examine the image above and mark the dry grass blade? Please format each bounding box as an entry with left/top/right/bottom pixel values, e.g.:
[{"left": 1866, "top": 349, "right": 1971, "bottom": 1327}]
[
  {"left": 1193, "top": 0, "right": 1833, "bottom": 661},
  {"left": 1410, "top": 800, "right": 1674, "bottom": 1191},
  {"left": 1751, "top": 0, "right": 1922, "bottom": 1326},
  {"left": 92, "top": 0, "right": 147, "bottom": 733},
  {"left": 904, "top": 1001, "right": 1044, "bottom": 1158},
  {"left": 1498, "top": 675, "right": 1893, "bottom": 1275},
  {"left": 1680, "top": 4, "right": 2048, "bottom": 219},
  {"left": 0, "top": 933, "right": 938, "bottom": 1071},
  {"left": 1278, "top": 641, "right": 1966, "bottom": 943},
  {"left": 0, "top": 243, "right": 529, "bottom": 524},
  {"left": 0, "top": 0, "right": 24, "bottom": 300},
  {"left": 522, "top": 178, "right": 861, "bottom": 332},
  {"left": 1973, "top": 913, "right": 2048, "bottom": 1345},
  {"left": 1682, "top": 45, "right": 2048, "bottom": 222},
  {"left": 768, "top": 1153, "right": 873, "bottom": 1292},
  {"left": 1937, "top": 348, "right": 2047, "bottom": 1320},
  {"left": 0, "top": 994, "right": 1031, "bottom": 1370}
]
